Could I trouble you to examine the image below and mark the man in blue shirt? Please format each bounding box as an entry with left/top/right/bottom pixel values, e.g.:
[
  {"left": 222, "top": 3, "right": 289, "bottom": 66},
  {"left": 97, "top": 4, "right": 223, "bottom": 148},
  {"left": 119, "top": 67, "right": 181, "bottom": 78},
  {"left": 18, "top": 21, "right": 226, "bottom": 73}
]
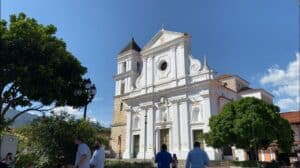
[
  {"left": 155, "top": 144, "right": 172, "bottom": 168},
  {"left": 185, "top": 142, "right": 209, "bottom": 168}
]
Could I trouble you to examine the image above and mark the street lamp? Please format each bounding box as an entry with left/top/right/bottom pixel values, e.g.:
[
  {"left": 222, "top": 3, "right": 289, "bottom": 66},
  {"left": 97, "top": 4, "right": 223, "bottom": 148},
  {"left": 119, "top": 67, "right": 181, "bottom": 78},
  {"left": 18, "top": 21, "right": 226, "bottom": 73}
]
[{"left": 74, "top": 79, "right": 97, "bottom": 120}]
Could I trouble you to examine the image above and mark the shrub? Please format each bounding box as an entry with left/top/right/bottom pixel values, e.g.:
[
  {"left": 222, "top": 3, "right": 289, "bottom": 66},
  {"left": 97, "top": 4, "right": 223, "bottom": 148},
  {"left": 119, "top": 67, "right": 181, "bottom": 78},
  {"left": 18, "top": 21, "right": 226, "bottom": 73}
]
[{"left": 16, "top": 112, "right": 109, "bottom": 168}]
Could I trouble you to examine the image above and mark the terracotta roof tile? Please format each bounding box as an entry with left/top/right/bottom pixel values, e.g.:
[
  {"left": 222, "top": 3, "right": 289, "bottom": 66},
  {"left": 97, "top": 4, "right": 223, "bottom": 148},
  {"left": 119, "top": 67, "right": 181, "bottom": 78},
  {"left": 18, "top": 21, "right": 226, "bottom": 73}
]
[
  {"left": 215, "top": 74, "right": 233, "bottom": 80},
  {"left": 280, "top": 111, "right": 300, "bottom": 124}
]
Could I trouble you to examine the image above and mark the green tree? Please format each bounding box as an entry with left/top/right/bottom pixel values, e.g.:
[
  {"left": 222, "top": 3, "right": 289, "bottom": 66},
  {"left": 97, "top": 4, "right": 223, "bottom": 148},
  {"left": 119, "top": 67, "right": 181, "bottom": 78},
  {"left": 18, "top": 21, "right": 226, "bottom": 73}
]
[
  {"left": 205, "top": 97, "right": 293, "bottom": 160},
  {"left": 0, "top": 13, "right": 93, "bottom": 132},
  {"left": 16, "top": 112, "right": 106, "bottom": 168}
]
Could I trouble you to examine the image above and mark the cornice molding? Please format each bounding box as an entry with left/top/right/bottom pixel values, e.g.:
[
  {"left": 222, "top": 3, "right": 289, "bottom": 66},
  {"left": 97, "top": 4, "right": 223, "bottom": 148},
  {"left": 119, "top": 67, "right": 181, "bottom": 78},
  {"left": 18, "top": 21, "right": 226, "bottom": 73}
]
[
  {"left": 139, "top": 102, "right": 154, "bottom": 109},
  {"left": 114, "top": 92, "right": 130, "bottom": 98},
  {"left": 114, "top": 70, "right": 138, "bottom": 80},
  {"left": 117, "top": 50, "right": 140, "bottom": 60},
  {"left": 190, "top": 122, "right": 205, "bottom": 126},
  {"left": 124, "top": 79, "right": 211, "bottom": 102},
  {"left": 168, "top": 95, "right": 188, "bottom": 103}
]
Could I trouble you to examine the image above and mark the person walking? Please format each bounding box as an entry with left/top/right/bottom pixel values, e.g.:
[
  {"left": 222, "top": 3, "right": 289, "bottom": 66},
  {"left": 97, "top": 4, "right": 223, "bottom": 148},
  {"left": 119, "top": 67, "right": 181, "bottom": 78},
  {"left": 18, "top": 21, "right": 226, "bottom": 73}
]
[
  {"left": 185, "top": 142, "right": 209, "bottom": 168},
  {"left": 155, "top": 144, "right": 172, "bottom": 168},
  {"left": 90, "top": 140, "right": 105, "bottom": 168},
  {"left": 172, "top": 154, "right": 178, "bottom": 168},
  {"left": 74, "top": 136, "right": 91, "bottom": 168}
]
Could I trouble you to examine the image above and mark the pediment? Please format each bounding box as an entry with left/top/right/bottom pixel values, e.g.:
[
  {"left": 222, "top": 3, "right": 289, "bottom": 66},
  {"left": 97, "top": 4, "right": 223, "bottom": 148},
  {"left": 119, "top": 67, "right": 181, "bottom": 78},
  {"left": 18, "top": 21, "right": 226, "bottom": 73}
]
[{"left": 143, "top": 29, "right": 186, "bottom": 50}]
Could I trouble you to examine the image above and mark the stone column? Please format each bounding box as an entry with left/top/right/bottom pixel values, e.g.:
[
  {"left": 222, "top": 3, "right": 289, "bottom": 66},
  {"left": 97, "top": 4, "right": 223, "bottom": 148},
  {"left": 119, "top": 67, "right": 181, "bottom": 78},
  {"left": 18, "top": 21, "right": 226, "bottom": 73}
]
[
  {"left": 143, "top": 58, "right": 147, "bottom": 87},
  {"left": 176, "top": 44, "right": 186, "bottom": 78},
  {"left": 170, "top": 102, "right": 180, "bottom": 154},
  {"left": 154, "top": 127, "right": 160, "bottom": 155},
  {"left": 123, "top": 108, "right": 132, "bottom": 159},
  {"left": 179, "top": 100, "right": 190, "bottom": 159},
  {"left": 145, "top": 107, "right": 155, "bottom": 159},
  {"left": 137, "top": 108, "right": 146, "bottom": 159},
  {"left": 146, "top": 57, "right": 153, "bottom": 88}
]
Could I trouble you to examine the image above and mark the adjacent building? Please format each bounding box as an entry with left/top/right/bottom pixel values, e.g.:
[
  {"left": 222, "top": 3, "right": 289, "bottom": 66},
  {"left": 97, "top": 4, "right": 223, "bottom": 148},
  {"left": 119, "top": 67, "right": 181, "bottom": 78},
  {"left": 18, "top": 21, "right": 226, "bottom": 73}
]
[
  {"left": 258, "top": 111, "right": 300, "bottom": 162},
  {"left": 281, "top": 111, "right": 300, "bottom": 153},
  {"left": 110, "top": 29, "right": 273, "bottom": 160}
]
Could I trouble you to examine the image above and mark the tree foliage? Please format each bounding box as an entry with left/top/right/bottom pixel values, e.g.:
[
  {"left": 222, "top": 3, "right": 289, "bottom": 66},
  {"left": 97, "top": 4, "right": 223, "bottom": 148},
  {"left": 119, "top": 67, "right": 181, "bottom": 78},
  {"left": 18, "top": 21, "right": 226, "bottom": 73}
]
[
  {"left": 16, "top": 112, "right": 109, "bottom": 168},
  {"left": 205, "top": 97, "right": 293, "bottom": 155},
  {"left": 0, "top": 13, "right": 92, "bottom": 131}
]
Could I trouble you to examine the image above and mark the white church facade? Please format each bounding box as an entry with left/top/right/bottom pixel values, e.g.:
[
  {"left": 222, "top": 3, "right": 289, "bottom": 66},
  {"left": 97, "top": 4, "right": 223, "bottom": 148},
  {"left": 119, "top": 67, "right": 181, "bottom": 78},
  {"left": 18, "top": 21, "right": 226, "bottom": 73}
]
[{"left": 110, "top": 29, "right": 273, "bottom": 160}]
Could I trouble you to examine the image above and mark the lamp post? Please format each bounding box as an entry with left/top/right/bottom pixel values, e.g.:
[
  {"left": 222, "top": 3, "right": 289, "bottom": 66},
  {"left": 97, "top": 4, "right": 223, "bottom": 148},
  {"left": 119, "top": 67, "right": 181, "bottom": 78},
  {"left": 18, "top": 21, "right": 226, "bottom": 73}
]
[{"left": 74, "top": 79, "right": 97, "bottom": 120}]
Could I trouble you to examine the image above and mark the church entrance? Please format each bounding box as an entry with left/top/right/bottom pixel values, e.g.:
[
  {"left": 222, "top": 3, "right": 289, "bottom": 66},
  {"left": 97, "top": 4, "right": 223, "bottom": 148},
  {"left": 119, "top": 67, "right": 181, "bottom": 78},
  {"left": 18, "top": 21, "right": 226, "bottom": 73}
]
[
  {"left": 160, "top": 129, "right": 169, "bottom": 149},
  {"left": 133, "top": 135, "right": 140, "bottom": 158},
  {"left": 193, "top": 130, "right": 204, "bottom": 149}
]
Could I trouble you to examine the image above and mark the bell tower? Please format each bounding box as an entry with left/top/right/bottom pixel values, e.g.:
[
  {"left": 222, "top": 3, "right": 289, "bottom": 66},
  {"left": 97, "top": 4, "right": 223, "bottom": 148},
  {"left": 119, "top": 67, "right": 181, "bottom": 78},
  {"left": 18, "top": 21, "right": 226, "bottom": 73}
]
[
  {"left": 110, "top": 38, "right": 141, "bottom": 158},
  {"left": 115, "top": 38, "right": 142, "bottom": 95}
]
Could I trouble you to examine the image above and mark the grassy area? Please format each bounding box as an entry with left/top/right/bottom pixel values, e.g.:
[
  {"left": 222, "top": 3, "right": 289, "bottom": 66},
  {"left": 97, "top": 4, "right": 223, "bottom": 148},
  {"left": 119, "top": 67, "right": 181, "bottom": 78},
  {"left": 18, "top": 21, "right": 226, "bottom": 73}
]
[{"left": 105, "top": 160, "right": 154, "bottom": 168}]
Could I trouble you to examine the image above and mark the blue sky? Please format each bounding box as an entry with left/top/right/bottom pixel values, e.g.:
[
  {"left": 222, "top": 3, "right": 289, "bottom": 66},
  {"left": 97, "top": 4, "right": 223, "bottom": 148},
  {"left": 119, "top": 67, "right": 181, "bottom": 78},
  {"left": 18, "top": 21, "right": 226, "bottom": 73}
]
[{"left": 1, "top": 0, "right": 299, "bottom": 126}]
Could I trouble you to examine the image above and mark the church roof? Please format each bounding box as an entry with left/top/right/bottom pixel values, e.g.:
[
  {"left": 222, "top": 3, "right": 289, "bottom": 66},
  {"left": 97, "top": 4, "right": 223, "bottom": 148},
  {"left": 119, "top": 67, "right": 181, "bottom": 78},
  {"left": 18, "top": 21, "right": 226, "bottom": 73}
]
[
  {"left": 142, "top": 29, "right": 189, "bottom": 51},
  {"left": 119, "top": 38, "right": 141, "bottom": 54},
  {"left": 238, "top": 86, "right": 252, "bottom": 92},
  {"left": 216, "top": 74, "right": 249, "bottom": 84},
  {"left": 215, "top": 74, "right": 233, "bottom": 80}
]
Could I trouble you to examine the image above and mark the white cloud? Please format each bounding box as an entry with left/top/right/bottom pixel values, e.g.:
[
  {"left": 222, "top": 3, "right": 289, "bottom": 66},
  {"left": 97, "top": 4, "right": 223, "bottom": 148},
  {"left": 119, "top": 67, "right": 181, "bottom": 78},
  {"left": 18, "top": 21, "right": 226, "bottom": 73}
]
[
  {"left": 88, "top": 117, "right": 98, "bottom": 123},
  {"left": 260, "top": 53, "right": 300, "bottom": 111},
  {"left": 53, "top": 106, "right": 83, "bottom": 118},
  {"left": 53, "top": 107, "right": 104, "bottom": 124},
  {"left": 277, "top": 98, "right": 297, "bottom": 111}
]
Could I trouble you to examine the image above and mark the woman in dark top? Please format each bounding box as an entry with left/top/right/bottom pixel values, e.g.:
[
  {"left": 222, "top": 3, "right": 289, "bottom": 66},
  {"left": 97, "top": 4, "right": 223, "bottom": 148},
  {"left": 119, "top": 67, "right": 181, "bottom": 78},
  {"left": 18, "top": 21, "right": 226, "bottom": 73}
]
[{"left": 172, "top": 154, "right": 178, "bottom": 168}]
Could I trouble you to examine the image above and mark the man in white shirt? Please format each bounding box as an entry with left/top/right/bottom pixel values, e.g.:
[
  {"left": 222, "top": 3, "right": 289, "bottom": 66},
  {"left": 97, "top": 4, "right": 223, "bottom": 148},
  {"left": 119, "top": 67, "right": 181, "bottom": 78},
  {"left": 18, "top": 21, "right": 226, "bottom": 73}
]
[
  {"left": 90, "top": 140, "right": 105, "bottom": 168},
  {"left": 74, "top": 136, "right": 91, "bottom": 168}
]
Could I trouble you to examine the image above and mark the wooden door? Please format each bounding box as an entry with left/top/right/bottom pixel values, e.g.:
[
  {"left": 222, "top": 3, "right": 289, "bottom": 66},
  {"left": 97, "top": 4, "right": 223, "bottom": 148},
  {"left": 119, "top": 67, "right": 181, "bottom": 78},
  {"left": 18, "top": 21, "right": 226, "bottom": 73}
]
[
  {"left": 193, "top": 130, "right": 204, "bottom": 149},
  {"left": 160, "top": 129, "right": 169, "bottom": 149}
]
